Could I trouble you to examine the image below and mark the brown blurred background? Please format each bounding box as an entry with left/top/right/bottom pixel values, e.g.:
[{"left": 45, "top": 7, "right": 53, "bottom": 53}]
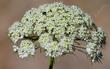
[{"left": 0, "top": 0, "right": 110, "bottom": 69}]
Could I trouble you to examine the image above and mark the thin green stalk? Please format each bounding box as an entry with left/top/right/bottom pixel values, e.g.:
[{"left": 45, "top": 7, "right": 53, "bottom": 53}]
[{"left": 49, "top": 57, "right": 55, "bottom": 69}]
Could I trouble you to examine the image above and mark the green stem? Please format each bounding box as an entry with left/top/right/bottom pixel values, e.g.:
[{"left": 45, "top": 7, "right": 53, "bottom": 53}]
[{"left": 49, "top": 57, "right": 55, "bottom": 69}]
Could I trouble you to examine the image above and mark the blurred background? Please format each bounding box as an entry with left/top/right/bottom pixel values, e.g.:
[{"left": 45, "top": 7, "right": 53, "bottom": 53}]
[{"left": 0, "top": 0, "right": 110, "bottom": 69}]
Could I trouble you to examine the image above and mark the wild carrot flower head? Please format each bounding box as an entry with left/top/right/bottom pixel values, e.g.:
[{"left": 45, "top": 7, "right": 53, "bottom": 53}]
[{"left": 8, "top": 2, "right": 106, "bottom": 63}]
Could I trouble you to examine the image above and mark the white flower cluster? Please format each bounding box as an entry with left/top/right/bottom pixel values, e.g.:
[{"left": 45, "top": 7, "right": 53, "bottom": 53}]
[
  {"left": 8, "top": 21, "right": 24, "bottom": 43},
  {"left": 91, "top": 27, "right": 106, "bottom": 44},
  {"left": 8, "top": 2, "right": 106, "bottom": 62},
  {"left": 39, "top": 33, "right": 73, "bottom": 57},
  {"left": 12, "top": 40, "right": 35, "bottom": 58},
  {"left": 86, "top": 42, "right": 102, "bottom": 62}
]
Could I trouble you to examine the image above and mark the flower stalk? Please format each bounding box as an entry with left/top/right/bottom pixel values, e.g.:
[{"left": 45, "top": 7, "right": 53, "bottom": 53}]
[{"left": 49, "top": 57, "right": 55, "bottom": 69}]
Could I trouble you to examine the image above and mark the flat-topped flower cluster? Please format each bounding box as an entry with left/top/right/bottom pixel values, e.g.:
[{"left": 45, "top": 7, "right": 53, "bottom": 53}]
[{"left": 8, "top": 2, "right": 106, "bottom": 62}]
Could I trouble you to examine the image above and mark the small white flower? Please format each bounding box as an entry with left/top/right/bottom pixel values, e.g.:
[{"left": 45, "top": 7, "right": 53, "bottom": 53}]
[
  {"left": 86, "top": 42, "right": 102, "bottom": 62},
  {"left": 34, "top": 23, "right": 45, "bottom": 36},
  {"left": 78, "top": 26, "right": 91, "bottom": 40},
  {"left": 59, "top": 36, "right": 73, "bottom": 52},
  {"left": 18, "top": 40, "right": 35, "bottom": 58},
  {"left": 22, "top": 22, "right": 34, "bottom": 37},
  {"left": 91, "top": 27, "right": 106, "bottom": 44},
  {"left": 8, "top": 21, "right": 24, "bottom": 43},
  {"left": 38, "top": 33, "right": 53, "bottom": 49},
  {"left": 12, "top": 45, "right": 19, "bottom": 52},
  {"left": 45, "top": 41, "right": 63, "bottom": 57},
  {"left": 21, "top": 8, "right": 38, "bottom": 23}
]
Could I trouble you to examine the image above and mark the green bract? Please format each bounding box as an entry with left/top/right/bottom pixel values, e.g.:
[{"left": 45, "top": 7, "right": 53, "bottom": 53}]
[{"left": 8, "top": 2, "right": 106, "bottom": 63}]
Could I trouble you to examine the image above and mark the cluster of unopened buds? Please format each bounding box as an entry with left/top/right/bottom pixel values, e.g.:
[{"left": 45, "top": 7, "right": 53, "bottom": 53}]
[{"left": 8, "top": 2, "right": 106, "bottom": 69}]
